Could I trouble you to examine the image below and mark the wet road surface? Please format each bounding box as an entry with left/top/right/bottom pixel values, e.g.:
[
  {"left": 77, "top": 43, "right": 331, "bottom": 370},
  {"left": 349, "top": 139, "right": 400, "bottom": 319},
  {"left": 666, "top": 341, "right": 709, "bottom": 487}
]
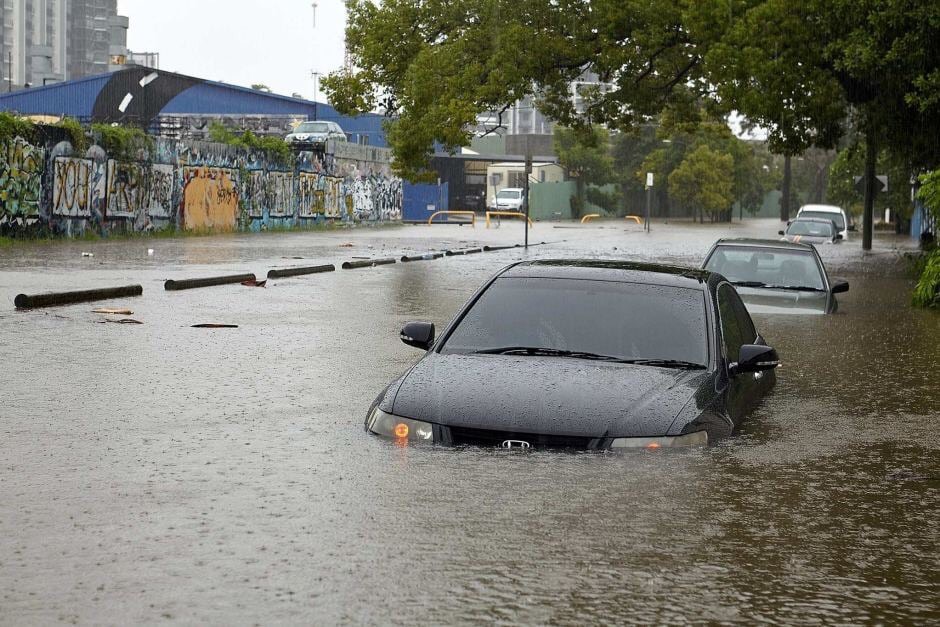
[{"left": 1, "top": 219, "right": 937, "bottom": 624}]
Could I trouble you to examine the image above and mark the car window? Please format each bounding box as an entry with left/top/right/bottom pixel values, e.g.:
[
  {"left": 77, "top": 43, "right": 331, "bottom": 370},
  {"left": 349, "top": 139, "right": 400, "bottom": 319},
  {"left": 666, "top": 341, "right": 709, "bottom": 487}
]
[
  {"left": 788, "top": 220, "right": 834, "bottom": 237},
  {"left": 704, "top": 246, "right": 825, "bottom": 290},
  {"left": 295, "top": 122, "right": 329, "bottom": 133},
  {"left": 718, "top": 284, "right": 747, "bottom": 361},
  {"left": 441, "top": 277, "right": 709, "bottom": 365},
  {"left": 799, "top": 210, "right": 845, "bottom": 230}
]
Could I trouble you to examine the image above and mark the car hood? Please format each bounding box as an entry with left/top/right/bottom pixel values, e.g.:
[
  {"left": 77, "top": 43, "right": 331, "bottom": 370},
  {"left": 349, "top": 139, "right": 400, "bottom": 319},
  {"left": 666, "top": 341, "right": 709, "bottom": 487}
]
[
  {"left": 389, "top": 354, "right": 708, "bottom": 437},
  {"left": 736, "top": 286, "right": 829, "bottom": 314}
]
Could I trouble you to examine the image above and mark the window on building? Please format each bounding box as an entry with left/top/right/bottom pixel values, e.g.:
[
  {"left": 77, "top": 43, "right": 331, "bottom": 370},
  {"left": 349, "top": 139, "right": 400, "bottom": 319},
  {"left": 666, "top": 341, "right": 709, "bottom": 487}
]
[{"left": 509, "top": 171, "right": 526, "bottom": 188}]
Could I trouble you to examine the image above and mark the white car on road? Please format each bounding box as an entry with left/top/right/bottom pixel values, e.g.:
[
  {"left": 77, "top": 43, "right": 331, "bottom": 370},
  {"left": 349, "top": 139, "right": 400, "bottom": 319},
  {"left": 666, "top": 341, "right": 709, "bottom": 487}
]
[
  {"left": 796, "top": 204, "right": 853, "bottom": 241},
  {"left": 489, "top": 188, "right": 525, "bottom": 213}
]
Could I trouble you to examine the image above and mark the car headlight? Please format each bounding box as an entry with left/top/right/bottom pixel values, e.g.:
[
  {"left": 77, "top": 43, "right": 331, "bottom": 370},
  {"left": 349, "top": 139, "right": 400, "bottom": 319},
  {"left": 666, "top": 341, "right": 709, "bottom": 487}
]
[
  {"left": 367, "top": 407, "right": 435, "bottom": 443},
  {"left": 610, "top": 431, "right": 708, "bottom": 450}
]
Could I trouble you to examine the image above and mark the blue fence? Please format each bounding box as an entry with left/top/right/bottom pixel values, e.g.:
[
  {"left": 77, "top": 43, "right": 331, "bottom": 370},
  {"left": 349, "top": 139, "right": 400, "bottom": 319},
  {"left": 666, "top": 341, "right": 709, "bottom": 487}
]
[{"left": 402, "top": 182, "right": 449, "bottom": 222}]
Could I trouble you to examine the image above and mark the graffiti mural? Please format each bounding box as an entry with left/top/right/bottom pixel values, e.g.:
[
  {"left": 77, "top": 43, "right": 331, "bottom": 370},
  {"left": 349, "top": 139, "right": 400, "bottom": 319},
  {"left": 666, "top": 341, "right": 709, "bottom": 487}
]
[
  {"left": 0, "top": 137, "right": 45, "bottom": 217},
  {"left": 298, "top": 172, "right": 343, "bottom": 218},
  {"left": 52, "top": 157, "right": 103, "bottom": 218},
  {"left": 147, "top": 164, "right": 175, "bottom": 219},
  {"left": 0, "top": 133, "right": 402, "bottom": 237},
  {"left": 182, "top": 166, "right": 239, "bottom": 231}
]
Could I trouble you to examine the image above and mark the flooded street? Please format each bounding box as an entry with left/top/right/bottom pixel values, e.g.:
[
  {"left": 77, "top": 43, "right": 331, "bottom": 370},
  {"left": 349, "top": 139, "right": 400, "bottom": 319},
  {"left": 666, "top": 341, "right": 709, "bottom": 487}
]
[{"left": 0, "top": 219, "right": 937, "bottom": 624}]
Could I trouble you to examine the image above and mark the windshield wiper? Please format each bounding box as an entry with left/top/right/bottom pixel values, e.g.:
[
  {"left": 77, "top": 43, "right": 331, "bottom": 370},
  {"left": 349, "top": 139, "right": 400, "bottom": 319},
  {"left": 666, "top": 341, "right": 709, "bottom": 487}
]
[
  {"left": 473, "top": 348, "right": 705, "bottom": 369},
  {"left": 761, "top": 285, "right": 826, "bottom": 292},
  {"left": 732, "top": 280, "right": 825, "bottom": 292},
  {"left": 474, "top": 346, "right": 610, "bottom": 359},
  {"left": 614, "top": 358, "right": 706, "bottom": 369}
]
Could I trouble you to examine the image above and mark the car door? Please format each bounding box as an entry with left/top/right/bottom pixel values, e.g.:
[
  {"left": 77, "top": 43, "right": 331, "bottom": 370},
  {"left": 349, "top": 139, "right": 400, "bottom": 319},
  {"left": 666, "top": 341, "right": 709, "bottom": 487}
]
[{"left": 717, "top": 283, "right": 762, "bottom": 425}]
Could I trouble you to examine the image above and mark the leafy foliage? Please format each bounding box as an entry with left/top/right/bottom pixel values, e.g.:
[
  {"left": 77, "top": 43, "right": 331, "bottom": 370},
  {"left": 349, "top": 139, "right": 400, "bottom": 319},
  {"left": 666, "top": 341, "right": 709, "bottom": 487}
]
[
  {"left": 668, "top": 145, "right": 735, "bottom": 220},
  {"left": 0, "top": 112, "right": 37, "bottom": 143},
  {"left": 585, "top": 187, "right": 621, "bottom": 214},
  {"left": 207, "top": 121, "right": 292, "bottom": 164},
  {"left": 912, "top": 251, "right": 940, "bottom": 308},
  {"left": 91, "top": 124, "right": 154, "bottom": 161},
  {"left": 54, "top": 117, "right": 89, "bottom": 153},
  {"left": 828, "top": 143, "right": 914, "bottom": 219},
  {"left": 918, "top": 170, "right": 940, "bottom": 223},
  {"left": 553, "top": 126, "right": 612, "bottom": 217}
]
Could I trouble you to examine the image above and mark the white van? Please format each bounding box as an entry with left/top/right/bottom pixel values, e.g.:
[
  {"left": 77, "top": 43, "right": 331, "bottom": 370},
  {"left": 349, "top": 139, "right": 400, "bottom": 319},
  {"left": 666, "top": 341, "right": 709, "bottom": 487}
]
[{"left": 796, "top": 204, "right": 853, "bottom": 241}]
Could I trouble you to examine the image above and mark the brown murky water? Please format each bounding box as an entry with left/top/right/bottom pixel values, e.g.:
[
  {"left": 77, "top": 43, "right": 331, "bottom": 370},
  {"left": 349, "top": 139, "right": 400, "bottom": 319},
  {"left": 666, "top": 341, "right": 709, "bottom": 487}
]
[{"left": 0, "top": 220, "right": 937, "bottom": 624}]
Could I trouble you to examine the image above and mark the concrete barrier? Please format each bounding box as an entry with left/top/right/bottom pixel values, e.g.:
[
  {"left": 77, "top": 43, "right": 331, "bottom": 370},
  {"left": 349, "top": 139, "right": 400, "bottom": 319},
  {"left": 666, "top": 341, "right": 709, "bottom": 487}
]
[
  {"left": 165, "top": 274, "right": 256, "bottom": 291},
  {"left": 445, "top": 248, "right": 484, "bottom": 256},
  {"left": 401, "top": 253, "right": 445, "bottom": 262},
  {"left": 267, "top": 264, "right": 336, "bottom": 279},
  {"left": 14, "top": 285, "right": 143, "bottom": 309},
  {"left": 341, "top": 258, "right": 397, "bottom": 269}
]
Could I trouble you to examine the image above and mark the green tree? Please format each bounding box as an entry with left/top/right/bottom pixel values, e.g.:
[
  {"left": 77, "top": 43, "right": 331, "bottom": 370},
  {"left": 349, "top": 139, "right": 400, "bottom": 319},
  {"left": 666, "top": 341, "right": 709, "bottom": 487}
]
[
  {"left": 553, "top": 126, "right": 612, "bottom": 218},
  {"left": 323, "top": 0, "right": 720, "bottom": 180},
  {"left": 251, "top": 84, "right": 272, "bottom": 92},
  {"left": 828, "top": 142, "right": 915, "bottom": 229},
  {"left": 668, "top": 145, "right": 735, "bottom": 222}
]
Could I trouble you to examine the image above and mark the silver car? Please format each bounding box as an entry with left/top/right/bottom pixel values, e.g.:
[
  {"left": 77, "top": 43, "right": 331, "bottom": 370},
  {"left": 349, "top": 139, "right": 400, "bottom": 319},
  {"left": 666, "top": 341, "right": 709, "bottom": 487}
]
[{"left": 285, "top": 121, "right": 347, "bottom": 150}]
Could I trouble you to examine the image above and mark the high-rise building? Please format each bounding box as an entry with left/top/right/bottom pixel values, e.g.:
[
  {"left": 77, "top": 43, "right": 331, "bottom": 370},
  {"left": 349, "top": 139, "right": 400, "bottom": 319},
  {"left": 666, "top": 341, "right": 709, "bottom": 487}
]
[{"left": 0, "top": 0, "right": 126, "bottom": 92}]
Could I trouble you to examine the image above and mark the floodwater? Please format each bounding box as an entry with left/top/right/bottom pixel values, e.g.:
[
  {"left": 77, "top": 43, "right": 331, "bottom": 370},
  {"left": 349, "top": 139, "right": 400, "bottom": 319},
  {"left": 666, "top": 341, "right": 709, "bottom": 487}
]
[{"left": 0, "top": 219, "right": 937, "bottom": 624}]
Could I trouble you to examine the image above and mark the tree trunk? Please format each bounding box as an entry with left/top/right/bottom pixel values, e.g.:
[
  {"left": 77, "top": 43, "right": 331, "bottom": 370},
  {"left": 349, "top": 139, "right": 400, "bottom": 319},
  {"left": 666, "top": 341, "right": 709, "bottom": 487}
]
[
  {"left": 780, "top": 154, "right": 792, "bottom": 221},
  {"left": 863, "top": 135, "right": 877, "bottom": 251},
  {"left": 575, "top": 178, "right": 585, "bottom": 219}
]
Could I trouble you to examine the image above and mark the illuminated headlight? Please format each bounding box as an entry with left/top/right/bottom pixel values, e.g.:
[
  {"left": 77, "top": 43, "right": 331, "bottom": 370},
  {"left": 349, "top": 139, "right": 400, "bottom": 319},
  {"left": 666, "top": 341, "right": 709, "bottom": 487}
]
[
  {"left": 610, "top": 431, "right": 708, "bottom": 450},
  {"left": 367, "top": 407, "right": 434, "bottom": 443}
]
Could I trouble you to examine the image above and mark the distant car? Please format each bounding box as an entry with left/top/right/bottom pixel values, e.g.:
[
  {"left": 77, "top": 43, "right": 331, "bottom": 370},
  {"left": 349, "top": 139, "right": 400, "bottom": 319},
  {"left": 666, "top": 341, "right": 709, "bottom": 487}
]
[
  {"left": 702, "top": 239, "right": 850, "bottom": 315},
  {"left": 365, "top": 260, "right": 779, "bottom": 449},
  {"left": 489, "top": 188, "right": 525, "bottom": 213},
  {"left": 779, "top": 217, "right": 842, "bottom": 245},
  {"left": 796, "top": 204, "right": 853, "bottom": 240},
  {"left": 285, "top": 121, "right": 347, "bottom": 150}
]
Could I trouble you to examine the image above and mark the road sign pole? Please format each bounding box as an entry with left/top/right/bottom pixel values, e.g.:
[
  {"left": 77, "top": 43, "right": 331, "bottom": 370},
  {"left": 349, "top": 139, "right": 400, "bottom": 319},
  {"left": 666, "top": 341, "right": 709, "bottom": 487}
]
[
  {"left": 524, "top": 152, "right": 532, "bottom": 249},
  {"left": 645, "top": 172, "right": 654, "bottom": 233}
]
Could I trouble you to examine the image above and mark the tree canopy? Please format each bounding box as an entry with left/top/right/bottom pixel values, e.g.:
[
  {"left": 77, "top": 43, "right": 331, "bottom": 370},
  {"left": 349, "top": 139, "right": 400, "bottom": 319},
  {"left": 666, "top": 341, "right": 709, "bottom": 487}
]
[{"left": 324, "top": 0, "right": 940, "bottom": 181}]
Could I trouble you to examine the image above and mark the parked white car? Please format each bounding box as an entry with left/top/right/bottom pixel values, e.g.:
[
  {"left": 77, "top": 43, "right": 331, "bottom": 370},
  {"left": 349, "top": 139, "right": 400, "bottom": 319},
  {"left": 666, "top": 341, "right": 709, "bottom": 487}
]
[
  {"left": 489, "top": 188, "right": 525, "bottom": 213},
  {"left": 796, "top": 204, "right": 854, "bottom": 241}
]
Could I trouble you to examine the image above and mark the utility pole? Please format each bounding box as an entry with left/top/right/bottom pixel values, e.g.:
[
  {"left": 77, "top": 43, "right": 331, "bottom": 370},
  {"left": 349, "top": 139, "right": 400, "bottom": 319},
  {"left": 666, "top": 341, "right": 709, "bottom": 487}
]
[
  {"left": 862, "top": 136, "right": 877, "bottom": 251},
  {"left": 523, "top": 139, "right": 532, "bottom": 249},
  {"left": 780, "top": 154, "right": 792, "bottom": 222}
]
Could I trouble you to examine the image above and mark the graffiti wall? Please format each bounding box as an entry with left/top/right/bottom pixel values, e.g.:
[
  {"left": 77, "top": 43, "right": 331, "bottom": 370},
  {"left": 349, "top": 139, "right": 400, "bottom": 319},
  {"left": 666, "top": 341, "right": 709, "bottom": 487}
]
[{"left": 0, "top": 134, "right": 402, "bottom": 237}]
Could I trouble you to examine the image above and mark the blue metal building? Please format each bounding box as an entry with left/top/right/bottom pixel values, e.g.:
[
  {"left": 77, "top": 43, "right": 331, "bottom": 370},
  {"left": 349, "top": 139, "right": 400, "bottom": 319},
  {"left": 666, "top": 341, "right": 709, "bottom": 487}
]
[{"left": 0, "top": 67, "right": 388, "bottom": 147}]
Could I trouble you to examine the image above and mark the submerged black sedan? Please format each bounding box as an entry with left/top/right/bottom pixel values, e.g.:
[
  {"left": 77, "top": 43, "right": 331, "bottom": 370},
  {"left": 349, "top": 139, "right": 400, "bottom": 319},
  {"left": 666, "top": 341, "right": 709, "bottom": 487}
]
[{"left": 366, "top": 260, "right": 778, "bottom": 450}]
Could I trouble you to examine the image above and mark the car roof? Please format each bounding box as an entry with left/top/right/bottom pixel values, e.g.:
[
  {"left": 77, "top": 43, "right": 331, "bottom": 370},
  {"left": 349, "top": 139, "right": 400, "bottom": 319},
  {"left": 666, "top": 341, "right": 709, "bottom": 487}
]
[
  {"left": 799, "top": 204, "right": 844, "bottom": 213},
  {"left": 711, "top": 238, "right": 817, "bottom": 252},
  {"left": 499, "top": 259, "right": 712, "bottom": 289}
]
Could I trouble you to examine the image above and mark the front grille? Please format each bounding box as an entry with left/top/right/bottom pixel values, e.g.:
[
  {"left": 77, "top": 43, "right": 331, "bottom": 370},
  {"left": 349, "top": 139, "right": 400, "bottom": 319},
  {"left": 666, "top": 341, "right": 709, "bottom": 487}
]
[{"left": 445, "top": 425, "right": 597, "bottom": 450}]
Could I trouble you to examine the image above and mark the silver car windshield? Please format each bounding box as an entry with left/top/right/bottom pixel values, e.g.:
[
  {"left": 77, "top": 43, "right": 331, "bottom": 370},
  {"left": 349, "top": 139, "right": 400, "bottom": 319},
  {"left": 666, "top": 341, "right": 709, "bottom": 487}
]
[
  {"left": 787, "top": 221, "right": 834, "bottom": 237},
  {"left": 442, "top": 277, "right": 708, "bottom": 366},
  {"left": 496, "top": 190, "right": 521, "bottom": 199},
  {"left": 705, "top": 246, "right": 825, "bottom": 290},
  {"left": 800, "top": 210, "right": 845, "bottom": 230},
  {"left": 294, "top": 122, "right": 329, "bottom": 133}
]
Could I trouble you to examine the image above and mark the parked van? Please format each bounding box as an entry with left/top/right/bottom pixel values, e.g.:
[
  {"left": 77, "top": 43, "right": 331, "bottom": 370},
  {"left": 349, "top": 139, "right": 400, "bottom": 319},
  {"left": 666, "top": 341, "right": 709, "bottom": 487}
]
[{"left": 796, "top": 204, "right": 854, "bottom": 241}]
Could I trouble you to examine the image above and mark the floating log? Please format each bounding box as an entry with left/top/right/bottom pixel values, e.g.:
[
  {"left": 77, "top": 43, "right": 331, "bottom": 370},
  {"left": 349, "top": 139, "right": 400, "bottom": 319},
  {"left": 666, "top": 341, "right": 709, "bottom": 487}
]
[
  {"left": 400, "top": 253, "right": 444, "bottom": 262},
  {"left": 483, "top": 245, "right": 521, "bottom": 251},
  {"left": 164, "top": 273, "right": 256, "bottom": 291},
  {"left": 341, "top": 258, "right": 397, "bottom": 269},
  {"left": 14, "top": 285, "right": 143, "bottom": 309},
  {"left": 266, "top": 264, "right": 336, "bottom": 279}
]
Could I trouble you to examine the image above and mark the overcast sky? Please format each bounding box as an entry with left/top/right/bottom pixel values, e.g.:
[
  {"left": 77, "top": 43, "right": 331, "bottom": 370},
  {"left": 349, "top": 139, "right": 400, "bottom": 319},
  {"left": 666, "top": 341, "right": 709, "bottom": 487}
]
[{"left": 118, "top": 0, "right": 348, "bottom": 101}]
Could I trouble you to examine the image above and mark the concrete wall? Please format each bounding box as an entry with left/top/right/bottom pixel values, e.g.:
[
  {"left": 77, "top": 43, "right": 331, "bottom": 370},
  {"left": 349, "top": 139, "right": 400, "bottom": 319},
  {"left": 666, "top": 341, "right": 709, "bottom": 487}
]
[{"left": 0, "top": 134, "right": 402, "bottom": 237}]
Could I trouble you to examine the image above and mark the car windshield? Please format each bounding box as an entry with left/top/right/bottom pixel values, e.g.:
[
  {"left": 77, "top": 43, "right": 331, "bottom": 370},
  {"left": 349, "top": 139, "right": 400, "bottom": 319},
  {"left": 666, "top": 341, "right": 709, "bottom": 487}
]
[
  {"left": 441, "top": 277, "right": 708, "bottom": 366},
  {"left": 705, "top": 246, "right": 826, "bottom": 290},
  {"left": 295, "top": 122, "right": 329, "bottom": 133},
  {"left": 787, "top": 220, "right": 834, "bottom": 237},
  {"left": 496, "top": 190, "right": 521, "bottom": 199},
  {"left": 800, "top": 210, "right": 845, "bottom": 230}
]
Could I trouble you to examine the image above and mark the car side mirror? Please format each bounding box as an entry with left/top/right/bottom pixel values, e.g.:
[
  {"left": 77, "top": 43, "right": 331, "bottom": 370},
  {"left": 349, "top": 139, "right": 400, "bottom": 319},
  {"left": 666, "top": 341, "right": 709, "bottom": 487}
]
[
  {"left": 400, "top": 321, "right": 435, "bottom": 350},
  {"left": 778, "top": 230, "right": 785, "bottom": 236},
  {"left": 831, "top": 279, "right": 850, "bottom": 294},
  {"left": 730, "top": 344, "right": 780, "bottom": 376}
]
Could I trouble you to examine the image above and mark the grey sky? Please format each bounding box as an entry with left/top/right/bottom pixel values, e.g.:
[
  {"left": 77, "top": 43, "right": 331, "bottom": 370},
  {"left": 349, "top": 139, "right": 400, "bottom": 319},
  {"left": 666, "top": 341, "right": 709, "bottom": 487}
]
[{"left": 118, "top": 0, "right": 347, "bottom": 102}]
